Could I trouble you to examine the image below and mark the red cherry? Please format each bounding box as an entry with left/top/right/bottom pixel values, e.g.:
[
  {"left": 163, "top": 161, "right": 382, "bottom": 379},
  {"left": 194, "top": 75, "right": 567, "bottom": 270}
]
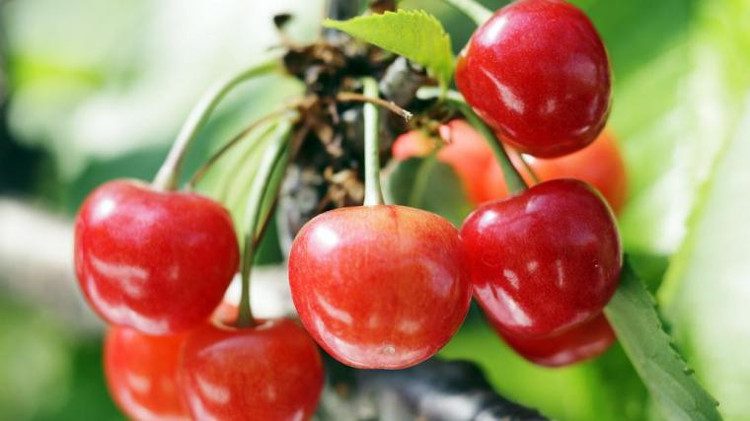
[
  {"left": 74, "top": 180, "right": 239, "bottom": 334},
  {"left": 526, "top": 130, "right": 627, "bottom": 214},
  {"left": 178, "top": 318, "right": 324, "bottom": 420},
  {"left": 104, "top": 327, "right": 190, "bottom": 420},
  {"left": 499, "top": 313, "right": 615, "bottom": 367},
  {"left": 391, "top": 129, "right": 437, "bottom": 160},
  {"left": 456, "top": 0, "right": 612, "bottom": 158},
  {"left": 461, "top": 179, "right": 622, "bottom": 338},
  {"left": 289, "top": 205, "right": 471, "bottom": 369}
]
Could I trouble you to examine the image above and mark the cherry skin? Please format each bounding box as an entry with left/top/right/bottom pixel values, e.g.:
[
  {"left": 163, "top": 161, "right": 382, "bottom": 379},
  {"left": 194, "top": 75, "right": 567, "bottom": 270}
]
[
  {"left": 289, "top": 205, "right": 471, "bottom": 369},
  {"left": 104, "top": 327, "right": 190, "bottom": 420},
  {"left": 499, "top": 313, "right": 615, "bottom": 367},
  {"left": 456, "top": 0, "right": 612, "bottom": 158},
  {"left": 461, "top": 179, "right": 622, "bottom": 338},
  {"left": 178, "top": 318, "right": 324, "bottom": 420},
  {"left": 74, "top": 180, "right": 239, "bottom": 334}
]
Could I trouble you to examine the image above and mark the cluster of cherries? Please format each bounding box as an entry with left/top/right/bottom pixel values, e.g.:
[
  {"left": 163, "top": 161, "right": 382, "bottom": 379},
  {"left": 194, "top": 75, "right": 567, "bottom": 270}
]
[
  {"left": 76, "top": 179, "right": 324, "bottom": 420},
  {"left": 454, "top": 0, "right": 623, "bottom": 367},
  {"left": 73, "top": 0, "right": 624, "bottom": 419}
]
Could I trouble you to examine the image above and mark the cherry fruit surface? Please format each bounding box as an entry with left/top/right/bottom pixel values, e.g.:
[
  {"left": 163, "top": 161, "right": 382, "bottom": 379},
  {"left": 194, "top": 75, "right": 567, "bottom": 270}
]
[
  {"left": 461, "top": 179, "right": 622, "bottom": 338},
  {"left": 289, "top": 205, "right": 471, "bottom": 369},
  {"left": 74, "top": 180, "right": 239, "bottom": 334},
  {"left": 500, "top": 313, "right": 615, "bottom": 367},
  {"left": 104, "top": 327, "right": 190, "bottom": 420},
  {"left": 178, "top": 318, "right": 324, "bottom": 420},
  {"left": 456, "top": 0, "right": 612, "bottom": 158}
]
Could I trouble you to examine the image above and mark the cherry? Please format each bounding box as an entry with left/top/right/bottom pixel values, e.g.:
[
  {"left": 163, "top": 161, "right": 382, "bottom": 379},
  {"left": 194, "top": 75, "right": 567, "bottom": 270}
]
[
  {"left": 461, "top": 179, "right": 622, "bottom": 338},
  {"left": 392, "top": 122, "right": 627, "bottom": 213},
  {"left": 484, "top": 130, "right": 628, "bottom": 213},
  {"left": 74, "top": 180, "right": 239, "bottom": 334},
  {"left": 104, "top": 327, "right": 190, "bottom": 420},
  {"left": 178, "top": 318, "right": 324, "bottom": 420},
  {"left": 288, "top": 205, "right": 471, "bottom": 369},
  {"left": 455, "top": 0, "right": 612, "bottom": 158},
  {"left": 499, "top": 313, "right": 615, "bottom": 367},
  {"left": 392, "top": 120, "right": 500, "bottom": 205}
]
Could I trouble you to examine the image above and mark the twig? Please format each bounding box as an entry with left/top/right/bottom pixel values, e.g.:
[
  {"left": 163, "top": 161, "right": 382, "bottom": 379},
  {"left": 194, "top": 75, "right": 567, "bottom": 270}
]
[{"left": 336, "top": 91, "right": 413, "bottom": 121}]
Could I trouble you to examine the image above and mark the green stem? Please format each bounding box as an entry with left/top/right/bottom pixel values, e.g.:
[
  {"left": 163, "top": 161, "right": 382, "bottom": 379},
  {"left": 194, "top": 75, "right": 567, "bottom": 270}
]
[
  {"left": 152, "top": 51, "right": 284, "bottom": 191},
  {"left": 236, "top": 121, "right": 292, "bottom": 328},
  {"left": 421, "top": 87, "right": 528, "bottom": 194},
  {"left": 186, "top": 108, "right": 298, "bottom": 189},
  {"left": 463, "top": 111, "right": 528, "bottom": 194},
  {"left": 516, "top": 152, "right": 540, "bottom": 184},
  {"left": 216, "top": 123, "right": 278, "bottom": 205},
  {"left": 362, "top": 77, "right": 385, "bottom": 206},
  {"left": 438, "top": 0, "right": 492, "bottom": 26}
]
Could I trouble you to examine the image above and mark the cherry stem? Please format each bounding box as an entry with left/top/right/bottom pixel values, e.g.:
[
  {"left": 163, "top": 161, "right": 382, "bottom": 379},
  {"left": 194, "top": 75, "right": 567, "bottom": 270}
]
[
  {"left": 362, "top": 78, "right": 386, "bottom": 206},
  {"left": 152, "top": 51, "right": 284, "bottom": 191},
  {"left": 215, "top": 123, "right": 278, "bottom": 205},
  {"left": 186, "top": 107, "right": 299, "bottom": 189},
  {"left": 417, "top": 87, "right": 528, "bottom": 194},
  {"left": 516, "top": 152, "right": 540, "bottom": 184},
  {"left": 439, "top": 0, "right": 492, "bottom": 26},
  {"left": 336, "top": 91, "right": 414, "bottom": 121},
  {"left": 461, "top": 106, "right": 528, "bottom": 195},
  {"left": 236, "top": 120, "right": 292, "bottom": 328}
]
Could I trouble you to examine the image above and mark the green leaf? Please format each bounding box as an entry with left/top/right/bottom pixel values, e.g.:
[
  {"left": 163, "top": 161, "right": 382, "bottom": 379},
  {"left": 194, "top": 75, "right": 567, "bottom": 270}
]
[
  {"left": 658, "top": 95, "right": 750, "bottom": 420},
  {"left": 603, "top": 0, "right": 750, "bottom": 417},
  {"left": 323, "top": 10, "right": 454, "bottom": 86},
  {"left": 604, "top": 259, "right": 721, "bottom": 421},
  {"left": 609, "top": 0, "right": 750, "bottom": 256},
  {"left": 385, "top": 156, "right": 472, "bottom": 226}
]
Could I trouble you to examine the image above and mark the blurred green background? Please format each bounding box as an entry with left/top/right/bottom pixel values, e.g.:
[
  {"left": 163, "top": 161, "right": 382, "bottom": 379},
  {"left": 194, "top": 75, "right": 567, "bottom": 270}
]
[{"left": 1, "top": 0, "right": 749, "bottom": 419}]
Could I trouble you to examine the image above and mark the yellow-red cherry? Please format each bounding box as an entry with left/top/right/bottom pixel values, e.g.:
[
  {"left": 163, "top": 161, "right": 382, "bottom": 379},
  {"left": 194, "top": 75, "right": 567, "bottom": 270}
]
[
  {"left": 524, "top": 130, "right": 628, "bottom": 214},
  {"left": 104, "top": 326, "right": 190, "bottom": 420},
  {"left": 392, "top": 123, "right": 628, "bottom": 214},
  {"left": 178, "top": 318, "right": 324, "bottom": 420},
  {"left": 391, "top": 120, "right": 501, "bottom": 205},
  {"left": 289, "top": 205, "right": 471, "bottom": 369},
  {"left": 456, "top": 0, "right": 612, "bottom": 158},
  {"left": 74, "top": 180, "right": 239, "bottom": 334},
  {"left": 461, "top": 179, "right": 622, "bottom": 338}
]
